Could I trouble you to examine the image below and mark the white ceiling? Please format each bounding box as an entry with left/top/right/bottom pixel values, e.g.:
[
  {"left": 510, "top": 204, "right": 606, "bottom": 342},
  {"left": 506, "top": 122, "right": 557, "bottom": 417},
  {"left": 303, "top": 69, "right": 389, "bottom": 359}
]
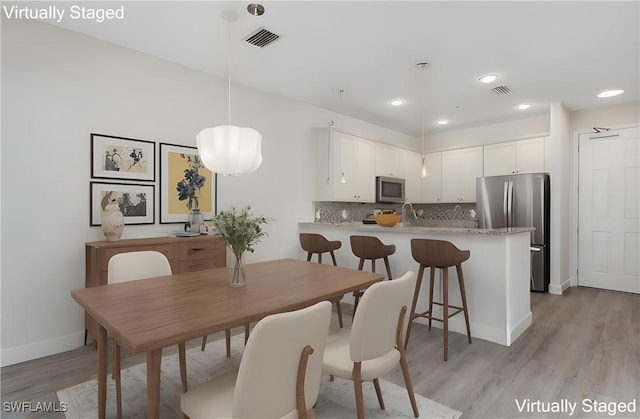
[{"left": 47, "top": 0, "right": 639, "bottom": 136}]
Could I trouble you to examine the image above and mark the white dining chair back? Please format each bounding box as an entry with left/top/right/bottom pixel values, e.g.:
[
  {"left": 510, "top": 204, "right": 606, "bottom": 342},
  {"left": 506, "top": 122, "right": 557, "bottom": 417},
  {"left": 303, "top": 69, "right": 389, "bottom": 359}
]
[
  {"left": 235, "top": 300, "right": 332, "bottom": 418},
  {"left": 322, "top": 270, "right": 419, "bottom": 419},
  {"left": 181, "top": 300, "right": 332, "bottom": 419},
  {"left": 107, "top": 250, "right": 172, "bottom": 284},
  {"left": 350, "top": 270, "right": 414, "bottom": 362}
]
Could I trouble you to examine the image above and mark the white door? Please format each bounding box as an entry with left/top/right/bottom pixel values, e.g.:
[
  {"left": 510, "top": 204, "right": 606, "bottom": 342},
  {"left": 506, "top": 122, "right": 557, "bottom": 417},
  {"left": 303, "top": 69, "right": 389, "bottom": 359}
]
[{"left": 578, "top": 127, "right": 640, "bottom": 293}]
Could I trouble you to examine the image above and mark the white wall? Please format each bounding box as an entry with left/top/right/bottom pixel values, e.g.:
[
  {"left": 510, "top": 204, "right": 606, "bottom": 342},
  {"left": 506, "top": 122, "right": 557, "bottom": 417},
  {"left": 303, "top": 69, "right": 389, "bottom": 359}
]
[
  {"left": 423, "top": 114, "right": 551, "bottom": 152},
  {"left": 548, "top": 103, "right": 572, "bottom": 294},
  {"left": 0, "top": 18, "right": 415, "bottom": 366}
]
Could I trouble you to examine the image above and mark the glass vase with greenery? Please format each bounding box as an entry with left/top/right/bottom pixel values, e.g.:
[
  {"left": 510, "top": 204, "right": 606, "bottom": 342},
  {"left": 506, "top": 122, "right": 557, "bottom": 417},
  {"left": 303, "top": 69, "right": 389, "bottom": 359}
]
[{"left": 212, "top": 206, "right": 270, "bottom": 287}]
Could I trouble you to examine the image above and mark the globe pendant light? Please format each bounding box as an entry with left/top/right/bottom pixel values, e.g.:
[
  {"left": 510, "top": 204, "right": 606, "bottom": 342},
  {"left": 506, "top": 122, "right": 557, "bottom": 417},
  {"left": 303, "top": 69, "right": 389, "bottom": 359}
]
[{"left": 197, "top": 12, "right": 262, "bottom": 176}]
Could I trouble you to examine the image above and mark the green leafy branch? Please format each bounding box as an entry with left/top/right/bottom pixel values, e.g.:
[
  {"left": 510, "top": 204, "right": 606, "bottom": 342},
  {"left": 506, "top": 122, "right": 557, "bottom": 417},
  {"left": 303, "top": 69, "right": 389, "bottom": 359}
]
[{"left": 212, "top": 206, "right": 271, "bottom": 259}]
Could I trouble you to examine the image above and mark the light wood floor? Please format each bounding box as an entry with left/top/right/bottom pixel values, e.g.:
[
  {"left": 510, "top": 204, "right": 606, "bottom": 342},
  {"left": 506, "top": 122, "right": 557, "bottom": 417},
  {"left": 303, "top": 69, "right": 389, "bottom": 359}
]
[{"left": 1, "top": 286, "right": 638, "bottom": 418}]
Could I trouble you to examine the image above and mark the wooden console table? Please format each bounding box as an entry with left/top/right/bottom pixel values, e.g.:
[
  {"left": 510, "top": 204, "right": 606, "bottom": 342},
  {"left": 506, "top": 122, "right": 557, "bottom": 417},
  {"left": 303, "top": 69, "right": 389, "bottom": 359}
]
[{"left": 84, "top": 235, "right": 226, "bottom": 343}]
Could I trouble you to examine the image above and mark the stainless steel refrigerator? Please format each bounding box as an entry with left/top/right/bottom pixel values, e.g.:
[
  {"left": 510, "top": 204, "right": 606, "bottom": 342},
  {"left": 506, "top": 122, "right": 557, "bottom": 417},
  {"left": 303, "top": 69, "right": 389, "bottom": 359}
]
[{"left": 476, "top": 173, "right": 550, "bottom": 292}]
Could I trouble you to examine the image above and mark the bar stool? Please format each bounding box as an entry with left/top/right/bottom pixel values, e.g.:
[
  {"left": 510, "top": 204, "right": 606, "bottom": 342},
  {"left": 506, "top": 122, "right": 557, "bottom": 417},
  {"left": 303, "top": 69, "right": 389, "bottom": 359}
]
[
  {"left": 405, "top": 238, "right": 472, "bottom": 361},
  {"left": 299, "top": 233, "right": 344, "bottom": 327},
  {"left": 349, "top": 235, "right": 396, "bottom": 311}
]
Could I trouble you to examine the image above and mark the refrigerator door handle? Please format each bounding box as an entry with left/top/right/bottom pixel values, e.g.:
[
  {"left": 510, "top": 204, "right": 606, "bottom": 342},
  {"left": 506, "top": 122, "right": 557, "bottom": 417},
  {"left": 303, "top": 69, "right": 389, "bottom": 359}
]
[
  {"left": 507, "top": 180, "right": 514, "bottom": 228},
  {"left": 503, "top": 181, "right": 509, "bottom": 227}
]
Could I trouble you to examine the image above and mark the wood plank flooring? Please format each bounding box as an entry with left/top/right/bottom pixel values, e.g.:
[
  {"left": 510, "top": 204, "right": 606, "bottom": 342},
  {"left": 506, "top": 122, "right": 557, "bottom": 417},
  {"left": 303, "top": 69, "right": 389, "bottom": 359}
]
[{"left": 1, "top": 286, "right": 638, "bottom": 418}]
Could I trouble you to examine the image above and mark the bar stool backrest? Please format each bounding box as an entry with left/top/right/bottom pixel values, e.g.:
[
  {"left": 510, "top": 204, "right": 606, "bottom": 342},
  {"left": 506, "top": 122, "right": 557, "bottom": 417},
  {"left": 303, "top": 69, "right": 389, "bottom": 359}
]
[
  {"left": 300, "top": 233, "right": 341, "bottom": 253},
  {"left": 350, "top": 235, "right": 396, "bottom": 260},
  {"left": 410, "top": 239, "right": 470, "bottom": 268}
]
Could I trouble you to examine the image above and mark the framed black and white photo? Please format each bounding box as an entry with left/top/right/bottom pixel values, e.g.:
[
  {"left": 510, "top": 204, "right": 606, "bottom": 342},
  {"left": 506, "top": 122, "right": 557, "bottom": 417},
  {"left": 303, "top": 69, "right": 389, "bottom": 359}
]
[
  {"left": 91, "top": 133, "right": 156, "bottom": 181},
  {"left": 159, "top": 143, "right": 216, "bottom": 223},
  {"left": 90, "top": 182, "right": 155, "bottom": 226}
]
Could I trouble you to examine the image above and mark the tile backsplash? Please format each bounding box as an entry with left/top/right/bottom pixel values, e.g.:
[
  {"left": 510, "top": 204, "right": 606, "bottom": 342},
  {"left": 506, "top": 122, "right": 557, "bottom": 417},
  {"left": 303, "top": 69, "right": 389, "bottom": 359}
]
[{"left": 313, "top": 202, "right": 478, "bottom": 228}]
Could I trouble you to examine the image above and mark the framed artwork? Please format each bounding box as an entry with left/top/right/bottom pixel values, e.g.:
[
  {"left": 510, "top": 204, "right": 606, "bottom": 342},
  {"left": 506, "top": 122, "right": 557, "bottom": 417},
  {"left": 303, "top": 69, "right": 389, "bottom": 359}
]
[
  {"left": 90, "top": 182, "right": 155, "bottom": 226},
  {"left": 91, "top": 133, "right": 156, "bottom": 181},
  {"left": 159, "top": 143, "right": 216, "bottom": 224}
]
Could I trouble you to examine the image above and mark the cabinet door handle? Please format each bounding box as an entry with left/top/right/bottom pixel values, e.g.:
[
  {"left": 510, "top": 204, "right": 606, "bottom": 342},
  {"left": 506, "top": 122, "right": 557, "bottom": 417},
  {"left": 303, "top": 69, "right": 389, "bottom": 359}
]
[{"left": 191, "top": 247, "right": 205, "bottom": 251}]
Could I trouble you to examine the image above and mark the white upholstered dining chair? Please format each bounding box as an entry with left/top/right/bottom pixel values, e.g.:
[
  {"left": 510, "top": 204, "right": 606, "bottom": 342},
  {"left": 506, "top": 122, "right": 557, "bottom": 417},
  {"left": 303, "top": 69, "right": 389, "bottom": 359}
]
[
  {"left": 181, "top": 300, "right": 332, "bottom": 419},
  {"left": 107, "top": 250, "right": 183, "bottom": 419},
  {"left": 321, "top": 270, "right": 419, "bottom": 419}
]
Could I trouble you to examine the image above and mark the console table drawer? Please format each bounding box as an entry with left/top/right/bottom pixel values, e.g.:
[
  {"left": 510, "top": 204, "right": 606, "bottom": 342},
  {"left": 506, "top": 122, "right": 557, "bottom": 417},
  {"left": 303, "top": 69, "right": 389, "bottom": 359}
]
[
  {"left": 178, "top": 258, "right": 218, "bottom": 273},
  {"left": 178, "top": 240, "right": 222, "bottom": 260}
]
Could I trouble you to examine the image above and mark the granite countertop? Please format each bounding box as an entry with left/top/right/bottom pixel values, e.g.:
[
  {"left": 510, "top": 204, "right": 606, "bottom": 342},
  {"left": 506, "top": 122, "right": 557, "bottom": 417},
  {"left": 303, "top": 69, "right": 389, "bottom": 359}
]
[{"left": 298, "top": 222, "right": 534, "bottom": 236}]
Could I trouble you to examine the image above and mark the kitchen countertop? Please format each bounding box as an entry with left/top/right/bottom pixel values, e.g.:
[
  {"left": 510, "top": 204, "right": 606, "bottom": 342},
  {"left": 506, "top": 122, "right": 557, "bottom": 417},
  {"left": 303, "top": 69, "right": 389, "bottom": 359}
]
[{"left": 298, "top": 222, "right": 534, "bottom": 236}]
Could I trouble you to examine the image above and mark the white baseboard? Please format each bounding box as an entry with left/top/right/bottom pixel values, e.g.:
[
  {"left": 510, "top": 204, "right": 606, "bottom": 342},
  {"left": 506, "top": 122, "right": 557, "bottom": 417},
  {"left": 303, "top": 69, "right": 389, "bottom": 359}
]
[
  {"left": 549, "top": 277, "right": 571, "bottom": 295},
  {"left": 508, "top": 311, "right": 532, "bottom": 345},
  {"left": 1, "top": 331, "right": 85, "bottom": 367}
]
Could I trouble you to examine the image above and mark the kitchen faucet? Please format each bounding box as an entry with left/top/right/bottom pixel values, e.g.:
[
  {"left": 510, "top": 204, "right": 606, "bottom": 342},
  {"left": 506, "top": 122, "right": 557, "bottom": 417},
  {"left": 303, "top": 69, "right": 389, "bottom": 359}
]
[{"left": 401, "top": 202, "right": 418, "bottom": 226}]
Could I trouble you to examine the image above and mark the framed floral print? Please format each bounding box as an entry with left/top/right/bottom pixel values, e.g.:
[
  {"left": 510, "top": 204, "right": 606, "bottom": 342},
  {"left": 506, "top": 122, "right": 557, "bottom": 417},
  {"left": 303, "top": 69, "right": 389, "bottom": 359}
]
[
  {"left": 91, "top": 133, "right": 156, "bottom": 182},
  {"left": 90, "top": 182, "right": 155, "bottom": 226},
  {"left": 159, "top": 143, "right": 216, "bottom": 224}
]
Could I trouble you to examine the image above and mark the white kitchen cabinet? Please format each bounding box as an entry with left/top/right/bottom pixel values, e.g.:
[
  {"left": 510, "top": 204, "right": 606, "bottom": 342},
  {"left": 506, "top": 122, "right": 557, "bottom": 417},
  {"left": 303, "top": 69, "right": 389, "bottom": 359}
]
[
  {"left": 401, "top": 149, "right": 422, "bottom": 202},
  {"left": 483, "top": 142, "right": 516, "bottom": 176},
  {"left": 419, "top": 152, "right": 442, "bottom": 203},
  {"left": 483, "top": 137, "right": 546, "bottom": 176},
  {"left": 374, "top": 143, "right": 402, "bottom": 177},
  {"left": 315, "top": 129, "right": 374, "bottom": 202},
  {"left": 441, "top": 146, "right": 483, "bottom": 202}
]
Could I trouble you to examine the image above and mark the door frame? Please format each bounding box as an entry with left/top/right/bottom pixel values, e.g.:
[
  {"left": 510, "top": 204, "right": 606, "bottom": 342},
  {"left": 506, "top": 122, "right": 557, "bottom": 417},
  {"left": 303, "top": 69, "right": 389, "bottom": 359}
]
[{"left": 571, "top": 123, "right": 640, "bottom": 289}]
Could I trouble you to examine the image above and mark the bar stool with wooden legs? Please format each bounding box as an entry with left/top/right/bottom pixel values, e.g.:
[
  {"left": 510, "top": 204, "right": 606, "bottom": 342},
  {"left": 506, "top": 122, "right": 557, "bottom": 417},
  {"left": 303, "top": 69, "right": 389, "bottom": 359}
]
[
  {"left": 405, "top": 238, "right": 472, "bottom": 361},
  {"left": 299, "top": 233, "right": 344, "bottom": 328},
  {"left": 349, "top": 235, "right": 396, "bottom": 312}
]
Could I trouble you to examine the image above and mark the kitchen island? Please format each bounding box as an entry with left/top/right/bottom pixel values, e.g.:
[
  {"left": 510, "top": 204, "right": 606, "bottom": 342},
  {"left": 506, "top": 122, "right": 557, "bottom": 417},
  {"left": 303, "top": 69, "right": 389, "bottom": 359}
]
[{"left": 298, "top": 222, "right": 533, "bottom": 346}]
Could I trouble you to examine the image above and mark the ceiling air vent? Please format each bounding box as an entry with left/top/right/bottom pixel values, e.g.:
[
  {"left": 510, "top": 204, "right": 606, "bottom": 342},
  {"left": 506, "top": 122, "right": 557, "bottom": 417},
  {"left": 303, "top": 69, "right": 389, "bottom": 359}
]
[
  {"left": 491, "top": 85, "right": 511, "bottom": 95},
  {"left": 245, "top": 27, "right": 280, "bottom": 48}
]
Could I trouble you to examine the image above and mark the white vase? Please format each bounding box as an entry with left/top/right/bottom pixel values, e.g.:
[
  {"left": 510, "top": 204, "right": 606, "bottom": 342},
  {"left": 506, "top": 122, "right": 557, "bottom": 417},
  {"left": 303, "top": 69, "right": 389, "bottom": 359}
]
[{"left": 102, "top": 201, "right": 124, "bottom": 241}]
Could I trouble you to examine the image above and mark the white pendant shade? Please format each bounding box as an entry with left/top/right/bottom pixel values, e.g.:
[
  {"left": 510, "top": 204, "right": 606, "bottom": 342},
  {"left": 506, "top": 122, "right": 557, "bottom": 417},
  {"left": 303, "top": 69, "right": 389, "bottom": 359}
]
[{"left": 197, "top": 125, "right": 262, "bottom": 176}]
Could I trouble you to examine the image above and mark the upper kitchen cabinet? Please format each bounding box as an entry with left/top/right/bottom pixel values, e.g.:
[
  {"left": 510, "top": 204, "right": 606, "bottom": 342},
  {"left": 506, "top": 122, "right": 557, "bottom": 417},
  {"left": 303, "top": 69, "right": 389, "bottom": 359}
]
[
  {"left": 441, "top": 146, "right": 483, "bottom": 202},
  {"left": 419, "top": 152, "right": 443, "bottom": 203},
  {"left": 374, "top": 143, "right": 402, "bottom": 177},
  {"left": 401, "top": 149, "right": 422, "bottom": 202},
  {"left": 483, "top": 137, "right": 546, "bottom": 176},
  {"left": 315, "top": 129, "right": 375, "bottom": 202}
]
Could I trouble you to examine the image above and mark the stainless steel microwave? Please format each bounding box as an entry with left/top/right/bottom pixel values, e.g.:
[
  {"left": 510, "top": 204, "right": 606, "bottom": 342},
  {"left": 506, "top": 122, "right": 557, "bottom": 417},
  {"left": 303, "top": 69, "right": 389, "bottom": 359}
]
[{"left": 376, "top": 176, "right": 406, "bottom": 203}]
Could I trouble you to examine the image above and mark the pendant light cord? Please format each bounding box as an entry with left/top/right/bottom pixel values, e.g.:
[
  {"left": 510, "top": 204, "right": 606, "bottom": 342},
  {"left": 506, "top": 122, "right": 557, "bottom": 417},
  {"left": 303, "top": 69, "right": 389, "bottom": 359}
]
[
  {"left": 227, "top": 20, "right": 232, "bottom": 126},
  {"left": 422, "top": 117, "right": 425, "bottom": 155}
]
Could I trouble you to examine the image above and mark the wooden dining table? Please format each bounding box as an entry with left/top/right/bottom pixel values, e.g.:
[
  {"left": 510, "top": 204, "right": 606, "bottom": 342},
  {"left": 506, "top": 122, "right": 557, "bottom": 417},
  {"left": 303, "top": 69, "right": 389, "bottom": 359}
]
[{"left": 71, "top": 258, "right": 384, "bottom": 419}]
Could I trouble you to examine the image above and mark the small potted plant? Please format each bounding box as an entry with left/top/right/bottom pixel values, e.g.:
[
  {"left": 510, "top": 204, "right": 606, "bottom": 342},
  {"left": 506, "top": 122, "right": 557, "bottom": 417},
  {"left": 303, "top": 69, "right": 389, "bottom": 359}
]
[{"left": 212, "top": 206, "right": 270, "bottom": 287}]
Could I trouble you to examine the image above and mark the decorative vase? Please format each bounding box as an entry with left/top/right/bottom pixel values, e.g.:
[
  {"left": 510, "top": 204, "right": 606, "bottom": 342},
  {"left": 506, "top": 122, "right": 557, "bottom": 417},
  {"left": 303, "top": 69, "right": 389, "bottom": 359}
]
[
  {"left": 228, "top": 250, "right": 246, "bottom": 287},
  {"left": 102, "top": 200, "right": 124, "bottom": 241},
  {"left": 187, "top": 208, "right": 204, "bottom": 234}
]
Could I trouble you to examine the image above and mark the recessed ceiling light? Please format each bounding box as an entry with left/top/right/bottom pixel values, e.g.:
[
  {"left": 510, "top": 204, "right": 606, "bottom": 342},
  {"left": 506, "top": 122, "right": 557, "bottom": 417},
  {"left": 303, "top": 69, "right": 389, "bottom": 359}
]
[
  {"left": 597, "top": 89, "right": 624, "bottom": 98},
  {"left": 437, "top": 119, "right": 449, "bottom": 125},
  {"left": 389, "top": 99, "right": 406, "bottom": 106},
  {"left": 515, "top": 103, "right": 532, "bottom": 110},
  {"left": 478, "top": 73, "right": 499, "bottom": 84}
]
